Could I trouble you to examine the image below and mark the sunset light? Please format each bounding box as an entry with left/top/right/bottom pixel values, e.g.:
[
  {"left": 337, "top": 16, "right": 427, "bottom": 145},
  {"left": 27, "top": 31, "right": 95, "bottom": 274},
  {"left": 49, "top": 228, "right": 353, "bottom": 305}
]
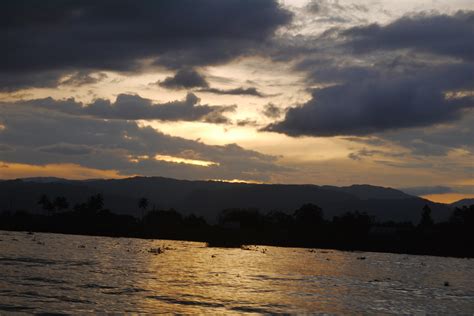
[
  {"left": 1, "top": 0, "right": 473, "bottom": 314},
  {"left": 154, "top": 154, "right": 218, "bottom": 167}
]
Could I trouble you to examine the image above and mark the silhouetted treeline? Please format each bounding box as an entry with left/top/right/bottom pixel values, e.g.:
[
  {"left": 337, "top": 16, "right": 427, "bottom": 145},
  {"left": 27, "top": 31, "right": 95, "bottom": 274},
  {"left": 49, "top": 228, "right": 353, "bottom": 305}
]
[{"left": 1, "top": 194, "right": 473, "bottom": 258}]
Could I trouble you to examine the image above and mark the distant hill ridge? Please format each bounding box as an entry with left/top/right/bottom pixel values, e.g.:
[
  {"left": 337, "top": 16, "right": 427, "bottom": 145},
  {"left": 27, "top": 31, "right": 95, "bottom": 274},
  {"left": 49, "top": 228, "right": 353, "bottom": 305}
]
[
  {"left": 450, "top": 198, "right": 474, "bottom": 208},
  {"left": 0, "top": 176, "right": 456, "bottom": 223}
]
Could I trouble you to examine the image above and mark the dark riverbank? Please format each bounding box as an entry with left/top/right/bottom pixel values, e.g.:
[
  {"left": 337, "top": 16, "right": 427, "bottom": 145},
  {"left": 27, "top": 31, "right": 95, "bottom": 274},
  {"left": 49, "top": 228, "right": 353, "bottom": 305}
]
[{"left": 1, "top": 198, "right": 473, "bottom": 258}]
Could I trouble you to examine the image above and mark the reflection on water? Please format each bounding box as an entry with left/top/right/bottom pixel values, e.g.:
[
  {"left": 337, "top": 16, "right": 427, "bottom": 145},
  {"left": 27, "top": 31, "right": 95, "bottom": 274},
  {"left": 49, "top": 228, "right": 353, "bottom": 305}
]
[{"left": 0, "top": 230, "right": 473, "bottom": 314}]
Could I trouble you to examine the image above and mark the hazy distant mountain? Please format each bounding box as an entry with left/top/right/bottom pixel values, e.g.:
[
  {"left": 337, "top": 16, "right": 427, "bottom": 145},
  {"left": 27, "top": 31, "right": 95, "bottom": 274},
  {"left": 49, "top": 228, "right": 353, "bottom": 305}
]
[
  {"left": 323, "top": 184, "right": 412, "bottom": 200},
  {"left": 19, "top": 177, "right": 71, "bottom": 183},
  {"left": 451, "top": 199, "right": 474, "bottom": 208},
  {"left": 0, "top": 176, "right": 452, "bottom": 223}
]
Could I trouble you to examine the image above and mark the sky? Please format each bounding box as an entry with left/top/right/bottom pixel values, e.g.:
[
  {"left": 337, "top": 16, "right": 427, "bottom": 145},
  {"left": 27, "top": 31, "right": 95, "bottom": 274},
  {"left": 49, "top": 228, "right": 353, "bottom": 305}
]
[{"left": 0, "top": 0, "right": 473, "bottom": 203}]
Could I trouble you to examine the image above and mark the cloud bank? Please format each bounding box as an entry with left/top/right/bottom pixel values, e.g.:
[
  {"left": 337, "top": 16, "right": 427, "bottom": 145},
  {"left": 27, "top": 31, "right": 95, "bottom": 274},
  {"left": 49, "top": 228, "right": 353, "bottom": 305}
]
[
  {"left": 2, "top": 0, "right": 292, "bottom": 90},
  {"left": 0, "top": 100, "right": 285, "bottom": 181},
  {"left": 11, "top": 93, "right": 236, "bottom": 124},
  {"left": 265, "top": 11, "right": 474, "bottom": 137}
]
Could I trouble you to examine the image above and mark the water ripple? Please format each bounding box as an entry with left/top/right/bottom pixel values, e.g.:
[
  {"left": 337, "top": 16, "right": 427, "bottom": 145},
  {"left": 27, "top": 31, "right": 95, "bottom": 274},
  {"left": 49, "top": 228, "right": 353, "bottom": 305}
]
[{"left": 1, "top": 231, "right": 473, "bottom": 314}]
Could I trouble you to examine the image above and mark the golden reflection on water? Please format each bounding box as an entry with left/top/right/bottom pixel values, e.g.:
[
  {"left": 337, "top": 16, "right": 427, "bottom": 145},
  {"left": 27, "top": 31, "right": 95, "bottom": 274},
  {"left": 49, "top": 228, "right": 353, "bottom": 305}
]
[
  {"left": 1, "top": 231, "right": 473, "bottom": 314},
  {"left": 140, "top": 243, "right": 359, "bottom": 313}
]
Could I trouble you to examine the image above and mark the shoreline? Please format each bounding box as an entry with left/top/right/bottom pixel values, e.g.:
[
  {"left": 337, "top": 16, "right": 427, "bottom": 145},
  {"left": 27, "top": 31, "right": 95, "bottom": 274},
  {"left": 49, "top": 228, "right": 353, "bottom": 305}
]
[{"left": 1, "top": 228, "right": 472, "bottom": 260}]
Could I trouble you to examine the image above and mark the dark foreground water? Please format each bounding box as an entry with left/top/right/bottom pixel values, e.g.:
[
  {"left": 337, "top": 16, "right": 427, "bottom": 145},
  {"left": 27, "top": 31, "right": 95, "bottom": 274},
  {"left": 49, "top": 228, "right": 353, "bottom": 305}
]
[{"left": 0, "top": 230, "right": 473, "bottom": 314}]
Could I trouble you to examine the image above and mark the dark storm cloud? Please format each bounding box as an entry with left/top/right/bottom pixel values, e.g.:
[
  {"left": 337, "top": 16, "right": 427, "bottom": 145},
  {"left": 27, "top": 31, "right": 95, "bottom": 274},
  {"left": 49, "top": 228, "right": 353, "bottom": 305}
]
[
  {"left": 14, "top": 93, "right": 236, "bottom": 123},
  {"left": 157, "top": 68, "right": 268, "bottom": 97},
  {"left": 347, "top": 148, "right": 405, "bottom": 161},
  {"left": 265, "top": 10, "right": 474, "bottom": 137},
  {"left": 265, "top": 64, "right": 474, "bottom": 136},
  {"left": 380, "top": 111, "right": 474, "bottom": 157},
  {"left": 0, "top": 102, "right": 285, "bottom": 180},
  {"left": 341, "top": 111, "right": 474, "bottom": 172},
  {"left": 236, "top": 119, "right": 259, "bottom": 127},
  {"left": 39, "top": 143, "right": 95, "bottom": 156},
  {"left": 201, "top": 107, "right": 237, "bottom": 124},
  {"left": 262, "top": 103, "right": 283, "bottom": 119},
  {"left": 159, "top": 69, "right": 209, "bottom": 89},
  {"left": 0, "top": 70, "right": 108, "bottom": 92},
  {"left": 306, "top": 0, "right": 369, "bottom": 24},
  {"left": 59, "top": 72, "right": 108, "bottom": 87},
  {"left": 1, "top": 0, "right": 292, "bottom": 90},
  {"left": 198, "top": 87, "right": 266, "bottom": 97},
  {"left": 344, "top": 11, "right": 474, "bottom": 61},
  {"left": 307, "top": 0, "right": 368, "bottom": 14},
  {"left": 0, "top": 71, "right": 65, "bottom": 92}
]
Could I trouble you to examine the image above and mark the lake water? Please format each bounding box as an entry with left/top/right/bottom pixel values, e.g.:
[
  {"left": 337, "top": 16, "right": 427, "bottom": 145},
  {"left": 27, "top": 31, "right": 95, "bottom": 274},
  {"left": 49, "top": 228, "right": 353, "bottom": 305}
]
[{"left": 0, "top": 230, "right": 473, "bottom": 314}]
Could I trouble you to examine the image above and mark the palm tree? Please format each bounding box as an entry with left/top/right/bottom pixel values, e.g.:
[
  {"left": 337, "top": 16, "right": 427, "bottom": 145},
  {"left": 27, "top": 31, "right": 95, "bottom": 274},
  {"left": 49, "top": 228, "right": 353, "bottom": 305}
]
[
  {"left": 419, "top": 204, "right": 434, "bottom": 228},
  {"left": 53, "top": 196, "right": 69, "bottom": 212},
  {"left": 293, "top": 203, "right": 324, "bottom": 226},
  {"left": 138, "top": 197, "right": 149, "bottom": 219},
  {"left": 87, "top": 194, "right": 104, "bottom": 213},
  {"left": 38, "top": 194, "right": 54, "bottom": 216}
]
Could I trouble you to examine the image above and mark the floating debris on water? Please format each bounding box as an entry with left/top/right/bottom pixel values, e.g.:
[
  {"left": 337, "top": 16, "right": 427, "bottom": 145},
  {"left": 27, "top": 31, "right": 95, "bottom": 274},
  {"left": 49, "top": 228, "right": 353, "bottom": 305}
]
[
  {"left": 241, "top": 245, "right": 254, "bottom": 251},
  {"left": 241, "top": 245, "right": 266, "bottom": 252},
  {"left": 148, "top": 247, "right": 164, "bottom": 255}
]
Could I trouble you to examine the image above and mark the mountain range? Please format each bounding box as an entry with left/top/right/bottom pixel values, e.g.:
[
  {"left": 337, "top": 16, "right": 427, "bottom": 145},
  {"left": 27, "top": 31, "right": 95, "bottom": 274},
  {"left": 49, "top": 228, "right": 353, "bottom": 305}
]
[{"left": 0, "top": 176, "right": 466, "bottom": 223}]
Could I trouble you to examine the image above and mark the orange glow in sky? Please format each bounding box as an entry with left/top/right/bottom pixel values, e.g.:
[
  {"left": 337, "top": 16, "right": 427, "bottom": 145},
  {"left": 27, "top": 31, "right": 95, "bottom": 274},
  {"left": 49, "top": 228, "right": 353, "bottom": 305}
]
[
  {"left": 422, "top": 193, "right": 474, "bottom": 204},
  {"left": 0, "top": 162, "right": 126, "bottom": 180}
]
